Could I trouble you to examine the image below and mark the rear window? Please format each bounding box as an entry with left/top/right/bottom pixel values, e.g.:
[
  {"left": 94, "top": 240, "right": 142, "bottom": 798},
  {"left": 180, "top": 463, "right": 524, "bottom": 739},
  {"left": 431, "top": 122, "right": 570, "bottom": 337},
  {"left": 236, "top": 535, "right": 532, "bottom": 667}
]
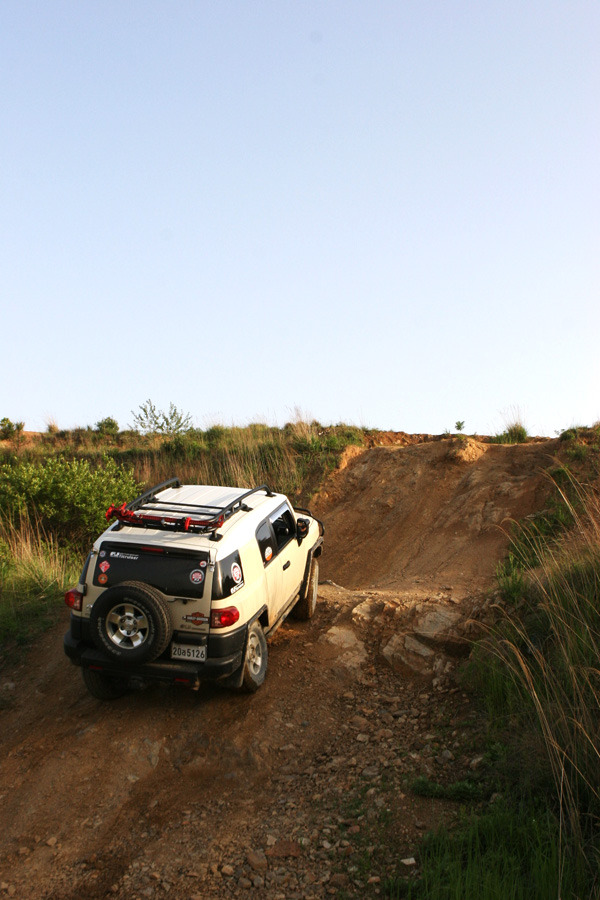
[{"left": 93, "top": 542, "right": 210, "bottom": 598}]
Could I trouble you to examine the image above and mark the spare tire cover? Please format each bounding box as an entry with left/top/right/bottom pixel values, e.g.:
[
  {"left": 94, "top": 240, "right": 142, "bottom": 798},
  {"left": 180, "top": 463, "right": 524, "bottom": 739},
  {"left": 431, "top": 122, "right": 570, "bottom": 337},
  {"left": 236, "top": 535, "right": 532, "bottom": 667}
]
[{"left": 90, "top": 580, "right": 173, "bottom": 664}]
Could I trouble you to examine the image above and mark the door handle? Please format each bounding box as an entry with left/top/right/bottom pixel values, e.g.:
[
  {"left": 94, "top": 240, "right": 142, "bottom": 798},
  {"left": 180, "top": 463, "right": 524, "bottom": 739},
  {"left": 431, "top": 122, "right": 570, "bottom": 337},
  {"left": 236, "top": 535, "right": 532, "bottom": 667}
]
[{"left": 283, "top": 560, "right": 291, "bottom": 570}]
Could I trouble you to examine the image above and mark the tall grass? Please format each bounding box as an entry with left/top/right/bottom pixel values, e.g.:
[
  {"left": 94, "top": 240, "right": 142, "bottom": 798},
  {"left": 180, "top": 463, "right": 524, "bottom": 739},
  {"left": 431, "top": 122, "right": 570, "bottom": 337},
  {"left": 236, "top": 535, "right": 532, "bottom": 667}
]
[
  {"left": 0, "top": 421, "right": 366, "bottom": 511},
  {"left": 388, "top": 802, "right": 586, "bottom": 899},
  {"left": 471, "top": 476, "right": 600, "bottom": 894},
  {"left": 0, "top": 513, "right": 79, "bottom": 652}
]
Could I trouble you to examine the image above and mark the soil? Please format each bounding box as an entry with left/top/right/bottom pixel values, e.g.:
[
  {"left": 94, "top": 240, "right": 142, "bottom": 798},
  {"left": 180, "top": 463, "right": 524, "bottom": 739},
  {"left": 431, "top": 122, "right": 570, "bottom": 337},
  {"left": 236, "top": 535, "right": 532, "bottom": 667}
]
[{"left": 0, "top": 437, "right": 561, "bottom": 899}]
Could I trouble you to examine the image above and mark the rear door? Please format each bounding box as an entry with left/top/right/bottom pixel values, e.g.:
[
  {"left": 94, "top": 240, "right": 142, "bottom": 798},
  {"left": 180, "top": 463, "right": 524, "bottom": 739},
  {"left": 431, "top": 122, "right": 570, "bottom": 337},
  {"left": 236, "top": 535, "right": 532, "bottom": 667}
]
[
  {"left": 255, "top": 519, "right": 282, "bottom": 620},
  {"left": 255, "top": 504, "right": 303, "bottom": 620},
  {"left": 269, "top": 503, "right": 304, "bottom": 613},
  {"left": 94, "top": 541, "right": 211, "bottom": 633}
]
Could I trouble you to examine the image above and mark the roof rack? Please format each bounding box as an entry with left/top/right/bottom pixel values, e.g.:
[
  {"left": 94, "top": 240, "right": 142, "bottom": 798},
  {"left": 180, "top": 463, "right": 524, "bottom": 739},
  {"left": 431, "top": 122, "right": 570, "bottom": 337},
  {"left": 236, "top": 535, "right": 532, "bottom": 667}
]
[{"left": 105, "top": 481, "right": 275, "bottom": 539}]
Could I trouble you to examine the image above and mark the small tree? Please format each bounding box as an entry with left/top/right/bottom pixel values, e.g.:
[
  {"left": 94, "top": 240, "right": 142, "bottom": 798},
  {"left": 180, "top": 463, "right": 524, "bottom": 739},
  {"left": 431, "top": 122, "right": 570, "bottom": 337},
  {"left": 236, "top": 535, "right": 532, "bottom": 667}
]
[
  {"left": 130, "top": 400, "right": 192, "bottom": 436},
  {"left": 95, "top": 417, "right": 119, "bottom": 436},
  {"left": 0, "top": 418, "right": 24, "bottom": 441},
  {"left": 455, "top": 421, "right": 465, "bottom": 433}
]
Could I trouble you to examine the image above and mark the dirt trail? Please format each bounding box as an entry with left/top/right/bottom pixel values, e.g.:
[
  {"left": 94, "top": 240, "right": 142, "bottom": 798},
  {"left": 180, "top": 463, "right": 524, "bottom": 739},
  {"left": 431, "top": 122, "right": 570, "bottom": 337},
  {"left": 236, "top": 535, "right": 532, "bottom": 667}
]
[{"left": 0, "top": 438, "right": 559, "bottom": 899}]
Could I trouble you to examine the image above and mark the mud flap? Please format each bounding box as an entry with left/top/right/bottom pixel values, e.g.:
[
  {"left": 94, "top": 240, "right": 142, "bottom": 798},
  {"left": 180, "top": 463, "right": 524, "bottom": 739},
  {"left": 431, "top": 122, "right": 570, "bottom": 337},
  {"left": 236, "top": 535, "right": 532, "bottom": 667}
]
[{"left": 219, "top": 660, "right": 245, "bottom": 689}]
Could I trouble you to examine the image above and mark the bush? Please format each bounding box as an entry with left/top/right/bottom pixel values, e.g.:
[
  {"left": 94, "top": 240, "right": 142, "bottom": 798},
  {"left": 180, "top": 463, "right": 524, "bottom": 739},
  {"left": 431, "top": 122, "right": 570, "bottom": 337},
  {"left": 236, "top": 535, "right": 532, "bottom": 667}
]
[
  {"left": 95, "top": 416, "right": 119, "bottom": 436},
  {"left": 491, "top": 421, "right": 529, "bottom": 444},
  {"left": 0, "top": 418, "right": 24, "bottom": 441},
  {"left": 0, "top": 456, "right": 140, "bottom": 546}
]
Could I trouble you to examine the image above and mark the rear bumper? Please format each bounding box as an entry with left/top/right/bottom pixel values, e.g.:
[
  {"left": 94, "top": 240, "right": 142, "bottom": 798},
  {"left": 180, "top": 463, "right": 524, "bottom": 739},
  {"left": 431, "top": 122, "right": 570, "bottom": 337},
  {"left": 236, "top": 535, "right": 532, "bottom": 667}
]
[{"left": 64, "top": 617, "right": 246, "bottom": 686}]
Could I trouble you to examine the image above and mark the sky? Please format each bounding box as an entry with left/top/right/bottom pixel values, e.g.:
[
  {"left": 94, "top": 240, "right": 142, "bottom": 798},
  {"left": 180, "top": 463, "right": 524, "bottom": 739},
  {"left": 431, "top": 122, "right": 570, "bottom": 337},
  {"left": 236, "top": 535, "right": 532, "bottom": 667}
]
[{"left": 1, "top": 1, "right": 598, "bottom": 437}]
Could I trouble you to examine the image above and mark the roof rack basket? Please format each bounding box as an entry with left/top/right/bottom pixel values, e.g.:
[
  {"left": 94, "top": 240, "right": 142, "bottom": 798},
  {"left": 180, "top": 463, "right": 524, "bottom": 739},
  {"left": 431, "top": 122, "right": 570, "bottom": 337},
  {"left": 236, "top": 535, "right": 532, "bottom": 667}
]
[{"left": 105, "top": 480, "right": 274, "bottom": 538}]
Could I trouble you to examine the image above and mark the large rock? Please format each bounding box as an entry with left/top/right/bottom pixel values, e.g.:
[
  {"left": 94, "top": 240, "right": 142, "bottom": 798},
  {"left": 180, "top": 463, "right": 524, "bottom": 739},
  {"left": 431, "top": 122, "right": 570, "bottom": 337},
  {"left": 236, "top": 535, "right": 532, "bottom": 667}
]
[{"left": 321, "top": 626, "right": 367, "bottom": 669}]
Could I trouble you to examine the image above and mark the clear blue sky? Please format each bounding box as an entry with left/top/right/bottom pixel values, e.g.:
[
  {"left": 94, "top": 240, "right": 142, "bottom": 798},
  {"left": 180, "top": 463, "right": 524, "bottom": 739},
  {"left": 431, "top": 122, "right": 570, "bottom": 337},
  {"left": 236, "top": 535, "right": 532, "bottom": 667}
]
[{"left": 1, "top": 1, "right": 598, "bottom": 436}]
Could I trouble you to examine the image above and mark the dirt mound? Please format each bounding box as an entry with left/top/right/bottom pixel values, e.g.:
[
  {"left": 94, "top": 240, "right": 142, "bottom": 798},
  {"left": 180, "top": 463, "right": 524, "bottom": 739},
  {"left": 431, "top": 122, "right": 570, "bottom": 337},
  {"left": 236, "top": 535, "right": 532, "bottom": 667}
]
[{"left": 312, "top": 437, "right": 557, "bottom": 594}]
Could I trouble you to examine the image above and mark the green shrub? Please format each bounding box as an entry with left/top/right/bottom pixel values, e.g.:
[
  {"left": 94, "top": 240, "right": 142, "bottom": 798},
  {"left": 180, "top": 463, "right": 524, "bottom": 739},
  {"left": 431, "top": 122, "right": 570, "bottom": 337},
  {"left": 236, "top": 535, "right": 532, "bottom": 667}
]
[
  {"left": 0, "top": 418, "right": 24, "bottom": 441},
  {"left": 0, "top": 456, "right": 140, "bottom": 546},
  {"left": 565, "top": 442, "right": 588, "bottom": 461},
  {"left": 491, "top": 421, "right": 529, "bottom": 444},
  {"left": 95, "top": 416, "right": 119, "bottom": 436}
]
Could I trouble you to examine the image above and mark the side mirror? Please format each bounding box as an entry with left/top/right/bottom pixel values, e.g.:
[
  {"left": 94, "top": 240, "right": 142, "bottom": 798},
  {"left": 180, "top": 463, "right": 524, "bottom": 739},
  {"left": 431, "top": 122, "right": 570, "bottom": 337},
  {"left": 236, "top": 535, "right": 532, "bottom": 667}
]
[{"left": 296, "top": 518, "right": 310, "bottom": 543}]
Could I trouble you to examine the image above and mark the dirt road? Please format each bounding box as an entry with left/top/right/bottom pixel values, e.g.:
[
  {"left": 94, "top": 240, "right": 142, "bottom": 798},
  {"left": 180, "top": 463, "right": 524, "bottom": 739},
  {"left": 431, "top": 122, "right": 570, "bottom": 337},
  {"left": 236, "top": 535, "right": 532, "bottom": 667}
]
[{"left": 0, "top": 438, "right": 558, "bottom": 899}]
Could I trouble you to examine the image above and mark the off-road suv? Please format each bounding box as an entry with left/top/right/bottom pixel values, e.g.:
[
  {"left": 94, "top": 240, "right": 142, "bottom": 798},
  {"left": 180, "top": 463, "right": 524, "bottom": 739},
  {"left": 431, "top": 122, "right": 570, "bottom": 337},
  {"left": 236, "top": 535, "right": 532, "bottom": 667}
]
[{"left": 64, "top": 479, "right": 324, "bottom": 700}]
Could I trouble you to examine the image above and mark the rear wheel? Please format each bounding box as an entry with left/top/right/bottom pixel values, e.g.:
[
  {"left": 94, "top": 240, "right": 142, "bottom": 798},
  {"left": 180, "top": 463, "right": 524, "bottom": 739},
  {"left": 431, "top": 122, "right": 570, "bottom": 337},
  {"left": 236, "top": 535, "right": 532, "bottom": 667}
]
[
  {"left": 82, "top": 666, "right": 128, "bottom": 701},
  {"left": 241, "top": 621, "right": 268, "bottom": 692},
  {"left": 90, "top": 581, "right": 172, "bottom": 664},
  {"left": 292, "top": 559, "right": 319, "bottom": 620}
]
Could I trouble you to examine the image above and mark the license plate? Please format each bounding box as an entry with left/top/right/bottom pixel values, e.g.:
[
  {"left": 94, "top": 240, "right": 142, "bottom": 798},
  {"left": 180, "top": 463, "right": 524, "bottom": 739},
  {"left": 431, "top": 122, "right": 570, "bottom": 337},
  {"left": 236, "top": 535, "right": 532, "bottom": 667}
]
[{"left": 171, "top": 642, "right": 206, "bottom": 662}]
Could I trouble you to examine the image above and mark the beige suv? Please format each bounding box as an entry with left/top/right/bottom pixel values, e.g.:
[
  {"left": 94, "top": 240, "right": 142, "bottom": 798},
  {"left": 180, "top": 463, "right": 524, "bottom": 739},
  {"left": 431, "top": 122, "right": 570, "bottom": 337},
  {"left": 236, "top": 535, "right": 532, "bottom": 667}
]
[{"left": 64, "top": 479, "right": 323, "bottom": 700}]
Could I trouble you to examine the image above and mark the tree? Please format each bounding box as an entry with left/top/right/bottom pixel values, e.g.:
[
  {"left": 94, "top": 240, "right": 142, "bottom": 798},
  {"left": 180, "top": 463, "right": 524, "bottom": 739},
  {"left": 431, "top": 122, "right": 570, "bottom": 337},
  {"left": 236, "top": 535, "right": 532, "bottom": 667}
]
[
  {"left": 130, "top": 400, "right": 192, "bottom": 436},
  {"left": 95, "top": 417, "right": 119, "bottom": 436}
]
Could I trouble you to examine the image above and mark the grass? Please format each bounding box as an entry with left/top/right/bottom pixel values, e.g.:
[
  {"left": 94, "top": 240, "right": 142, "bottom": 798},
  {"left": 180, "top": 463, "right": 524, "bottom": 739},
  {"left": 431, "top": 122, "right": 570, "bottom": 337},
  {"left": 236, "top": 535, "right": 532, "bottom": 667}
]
[
  {"left": 456, "top": 475, "right": 600, "bottom": 897},
  {"left": 490, "top": 420, "right": 529, "bottom": 444},
  {"left": 0, "top": 421, "right": 368, "bottom": 513},
  {"left": 0, "top": 513, "right": 79, "bottom": 657},
  {"left": 410, "top": 776, "right": 487, "bottom": 803},
  {"left": 386, "top": 801, "right": 587, "bottom": 899}
]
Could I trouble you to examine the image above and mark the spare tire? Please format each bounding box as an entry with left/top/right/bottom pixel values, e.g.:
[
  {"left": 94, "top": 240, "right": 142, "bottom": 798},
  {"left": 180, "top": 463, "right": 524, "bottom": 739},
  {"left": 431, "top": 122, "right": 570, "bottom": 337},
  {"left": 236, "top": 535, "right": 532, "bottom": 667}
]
[{"left": 90, "top": 581, "right": 172, "bottom": 664}]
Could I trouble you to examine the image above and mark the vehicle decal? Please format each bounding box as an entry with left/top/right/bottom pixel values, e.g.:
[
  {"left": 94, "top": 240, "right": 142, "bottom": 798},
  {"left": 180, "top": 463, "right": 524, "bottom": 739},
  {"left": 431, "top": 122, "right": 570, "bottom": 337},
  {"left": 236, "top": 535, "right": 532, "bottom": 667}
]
[
  {"left": 109, "top": 551, "right": 139, "bottom": 561},
  {"left": 265, "top": 546, "right": 273, "bottom": 561},
  {"left": 182, "top": 611, "right": 209, "bottom": 627},
  {"left": 200, "top": 560, "right": 207, "bottom": 567},
  {"left": 231, "top": 563, "right": 242, "bottom": 584},
  {"left": 99, "top": 561, "right": 110, "bottom": 573},
  {"left": 98, "top": 574, "right": 108, "bottom": 585},
  {"left": 190, "top": 569, "right": 204, "bottom": 585},
  {"left": 99, "top": 550, "right": 106, "bottom": 558}
]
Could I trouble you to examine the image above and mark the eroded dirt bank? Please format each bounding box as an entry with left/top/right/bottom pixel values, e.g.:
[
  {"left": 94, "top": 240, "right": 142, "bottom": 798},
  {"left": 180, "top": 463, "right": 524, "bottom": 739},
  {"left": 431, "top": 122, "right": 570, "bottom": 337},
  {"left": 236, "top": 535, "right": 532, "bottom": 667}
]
[{"left": 0, "top": 437, "right": 559, "bottom": 899}]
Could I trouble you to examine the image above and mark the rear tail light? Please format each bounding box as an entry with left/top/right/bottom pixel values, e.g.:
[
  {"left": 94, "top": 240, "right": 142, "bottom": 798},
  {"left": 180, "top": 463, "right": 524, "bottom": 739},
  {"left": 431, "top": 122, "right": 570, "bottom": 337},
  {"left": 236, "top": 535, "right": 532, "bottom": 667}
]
[
  {"left": 210, "top": 606, "right": 240, "bottom": 628},
  {"left": 65, "top": 588, "right": 84, "bottom": 611}
]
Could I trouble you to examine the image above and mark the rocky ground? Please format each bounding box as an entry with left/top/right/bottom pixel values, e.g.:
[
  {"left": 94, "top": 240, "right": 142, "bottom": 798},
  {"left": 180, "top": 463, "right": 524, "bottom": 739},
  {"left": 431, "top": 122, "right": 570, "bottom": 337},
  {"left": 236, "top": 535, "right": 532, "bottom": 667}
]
[{"left": 0, "top": 583, "right": 490, "bottom": 900}]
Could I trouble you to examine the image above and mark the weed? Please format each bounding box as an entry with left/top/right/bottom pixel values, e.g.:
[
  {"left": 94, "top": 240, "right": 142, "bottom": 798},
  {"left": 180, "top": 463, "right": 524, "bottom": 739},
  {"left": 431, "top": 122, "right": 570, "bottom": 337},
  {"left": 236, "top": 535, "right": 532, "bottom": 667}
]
[
  {"left": 387, "top": 800, "right": 586, "bottom": 899},
  {"left": 467, "top": 476, "right": 600, "bottom": 894},
  {"left": 410, "top": 776, "right": 486, "bottom": 803},
  {"left": 565, "top": 442, "right": 588, "bottom": 461},
  {"left": 0, "top": 513, "right": 79, "bottom": 653},
  {"left": 490, "top": 421, "right": 529, "bottom": 444},
  {"left": 495, "top": 554, "right": 525, "bottom": 603}
]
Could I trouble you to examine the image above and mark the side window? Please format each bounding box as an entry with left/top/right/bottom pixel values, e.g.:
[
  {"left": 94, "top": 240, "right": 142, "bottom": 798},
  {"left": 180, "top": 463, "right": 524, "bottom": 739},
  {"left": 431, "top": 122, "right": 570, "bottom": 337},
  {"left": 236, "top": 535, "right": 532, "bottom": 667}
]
[
  {"left": 212, "top": 551, "right": 245, "bottom": 599},
  {"left": 256, "top": 521, "right": 275, "bottom": 566},
  {"left": 269, "top": 505, "right": 296, "bottom": 552}
]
